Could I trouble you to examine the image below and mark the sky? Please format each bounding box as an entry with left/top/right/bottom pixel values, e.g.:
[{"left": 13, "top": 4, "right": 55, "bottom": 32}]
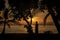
[
  {"left": 0, "top": 9, "right": 58, "bottom": 33},
  {"left": 0, "top": 0, "right": 59, "bottom": 33},
  {"left": 0, "top": 8, "right": 54, "bottom": 25},
  {"left": 0, "top": 0, "right": 54, "bottom": 25},
  {"left": 18, "top": 9, "right": 54, "bottom": 25}
]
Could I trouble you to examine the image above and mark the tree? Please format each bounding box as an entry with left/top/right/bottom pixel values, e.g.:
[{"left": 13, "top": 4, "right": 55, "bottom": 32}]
[
  {"left": 1, "top": 8, "right": 11, "bottom": 34},
  {"left": 0, "top": 0, "right": 17, "bottom": 34},
  {"left": 0, "top": 0, "right": 39, "bottom": 34},
  {"left": 40, "top": 0, "right": 60, "bottom": 33},
  {"left": 0, "top": 0, "right": 5, "bottom": 10},
  {"left": 8, "top": 0, "right": 39, "bottom": 34}
]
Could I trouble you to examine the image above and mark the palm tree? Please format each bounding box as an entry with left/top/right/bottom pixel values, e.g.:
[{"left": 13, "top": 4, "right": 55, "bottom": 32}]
[
  {"left": 1, "top": 8, "right": 11, "bottom": 34},
  {"left": 0, "top": 0, "right": 6, "bottom": 34}
]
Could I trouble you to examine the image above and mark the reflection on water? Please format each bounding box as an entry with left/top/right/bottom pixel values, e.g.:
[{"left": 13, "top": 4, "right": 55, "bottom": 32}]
[{"left": 0, "top": 25, "right": 58, "bottom": 34}]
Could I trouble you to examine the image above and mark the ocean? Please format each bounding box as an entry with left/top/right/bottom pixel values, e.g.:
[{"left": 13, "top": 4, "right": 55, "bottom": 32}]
[{"left": 0, "top": 24, "right": 58, "bottom": 34}]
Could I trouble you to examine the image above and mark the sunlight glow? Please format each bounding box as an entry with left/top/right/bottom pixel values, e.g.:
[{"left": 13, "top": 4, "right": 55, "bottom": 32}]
[{"left": 28, "top": 17, "right": 37, "bottom": 22}]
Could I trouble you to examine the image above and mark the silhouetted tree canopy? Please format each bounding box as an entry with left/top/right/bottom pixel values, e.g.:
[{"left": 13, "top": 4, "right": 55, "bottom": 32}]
[
  {"left": 0, "top": 0, "right": 5, "bottom": 10},
  {"left": 40, "top": 0, "right": 60, "bottom": 33}
]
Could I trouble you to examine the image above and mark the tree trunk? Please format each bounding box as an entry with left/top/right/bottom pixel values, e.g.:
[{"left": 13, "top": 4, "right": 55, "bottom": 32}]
[
  {"left": 48, "top": 7, "right": 60, "bottom": 33},
  {"left": 1, "top": 20, "right": 6, "bottom": 34},
  {"left": 23, "top": 18, "right": 33, "bottom": 34}
]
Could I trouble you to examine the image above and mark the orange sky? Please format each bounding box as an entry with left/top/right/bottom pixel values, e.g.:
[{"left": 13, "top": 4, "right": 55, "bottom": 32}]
[
  {"left": 0, "top": 9, "right": 54, "bottom": 25},
  {"left": 18, "top": 10, "right": 54, "bottom": 24},
  {"left": 0, "top": 0, "right": 54, "bottom": 25}
]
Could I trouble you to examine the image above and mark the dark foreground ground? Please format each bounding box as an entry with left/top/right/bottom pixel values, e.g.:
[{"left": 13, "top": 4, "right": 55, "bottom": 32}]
[{"left": 0, "top": 33, "right": 60, "bottom": 40}]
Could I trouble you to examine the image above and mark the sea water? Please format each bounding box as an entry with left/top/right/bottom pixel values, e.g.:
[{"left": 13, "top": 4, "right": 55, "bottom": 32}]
[{"left": 0, "top": 24, "right": 58, "bottom": 34}]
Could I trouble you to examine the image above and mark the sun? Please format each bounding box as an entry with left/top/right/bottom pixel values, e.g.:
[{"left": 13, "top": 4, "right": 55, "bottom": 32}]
[
  {"left": 32, "top": 17, "right": 36, "bottom": 22},
  {"left": 28, "top": 17, "right": 37, "bottom": 22},
  {"left": 18, "top": 17, "right": 41, "bottom": 24}
]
